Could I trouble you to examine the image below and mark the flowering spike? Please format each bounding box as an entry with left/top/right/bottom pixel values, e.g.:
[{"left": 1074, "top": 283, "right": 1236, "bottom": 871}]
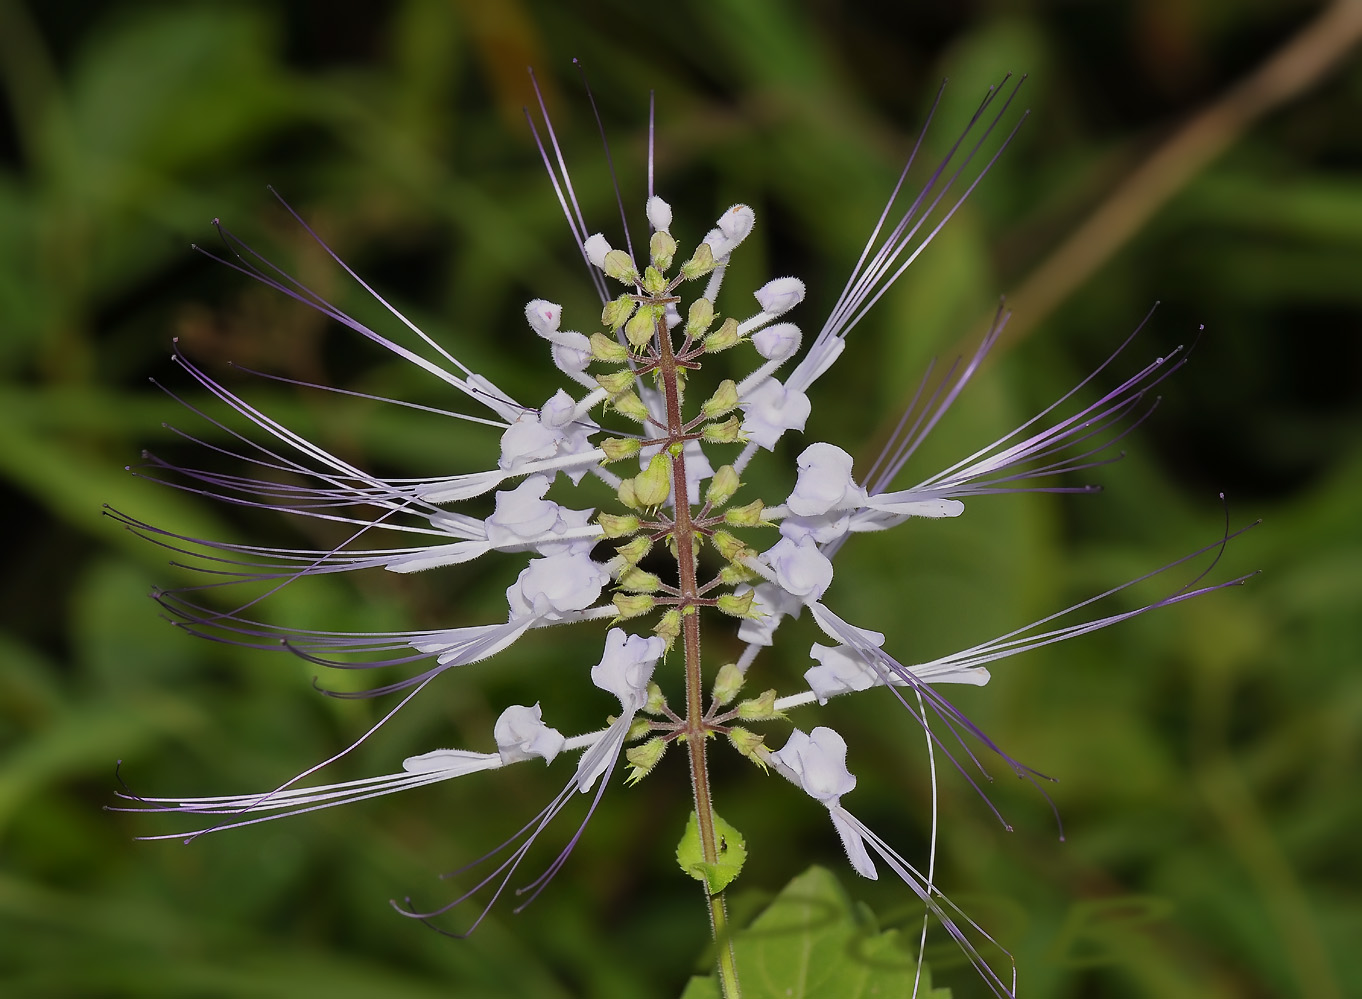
[{"left": 126, "top": 79, "right": 1244, "bottom": 999}]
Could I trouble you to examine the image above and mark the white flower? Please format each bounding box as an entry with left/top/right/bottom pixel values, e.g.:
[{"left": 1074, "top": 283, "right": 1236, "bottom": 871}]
[
  {"left": 590, "top": 628, "right": 665, "bottom": 714},
  {"left": 786, "top": 443, "right": 864, "bottom": 516},
  {"left": 764, "top": 535, "right": 834, "bottom": 603},
  {"left": 738, "top": 377, "right": 812, "bottom": 450},
  {"left": 506, "top": 551, "right": 610, "bottom": 619},
  {"left": 494, "top": 703, "right": 566, "bottom": 764},
  {"left": 120, "top": 75, "right": 1248, "bottom": 997}
]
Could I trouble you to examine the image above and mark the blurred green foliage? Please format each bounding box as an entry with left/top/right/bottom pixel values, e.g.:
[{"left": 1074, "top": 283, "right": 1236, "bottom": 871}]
[{"left": 1, "top": 1, "right": 1359, "bottom": 996}]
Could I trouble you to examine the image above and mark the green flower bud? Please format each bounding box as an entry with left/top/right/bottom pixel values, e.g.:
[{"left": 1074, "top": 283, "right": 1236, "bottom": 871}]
[
  {"left": 680, "top": 242, "right": 715, "bottom": 280},
  {"left": 716, "top": 590, "right": 757, "bottom": 618},
  {"left": 600, "top": 437, "right": 642, "bottom": 463},
  {"left": 705, "top": 465, "right": 741, "bottom": 507},
  {"left": 633, "top": 452, "right": 672, "bottom": 508},
  {"left": 701, "top": 416, "right": 744, "bottom": 444},
  {"left": 612, "top": 592, "right": 655, "bottom": 620},
  {"left": 644, "top": 682, "right": 668, "bottom": 716},
  {"left": 719, "top": 562, "right": 758, "bottom": 585},
  {"left": 595, "top": 368, "right": 636, "bottom": 396},
  {"left": 723, "top": 499, "right": 765, "bottom": 528},
  {"left": 625, "top": 737, "right": 668, "bottom": 785},
  {"left": 686, "top": 298, "right": 715, "bottom": 338},
  {"left": 625, "top": 304, "right": 658, "bottom": 349},
  {"left": 617, "top": 566, "right": 662, "bottom": 592},
  {"left": 642, "top": 265, "right": 667, "bottom": 295},
  {"left": 654, "top": 608, "right": 681, "bottom": 647},
  {"left": 711, "top": 662, "right": 744, "bottom": 707},
  {"left": 726, "top": 727, "right": 769, "bottom": 772},
  {"left": 603, "top": 248, "right": 639, "bottom": 284},
  {"left": 617, "top": 477, "right": 641, "bottom": 511},
  {"left": 649, "top": 231, "right": 676, "bottom": 272},
  {"left": 590, "top": 329, "right": 630, "bottom": 362},
  {"left": 615, "top": 534, "right": 652, "bottom": 564},
  {"left": 703, "top": 317, "right": 741, "bottom": 352},
  {"left": 700, "top": 379, "right": 739, "bottom": 420},
  {"left": 598, "top": 512, "right": 639, "bottom": 539},
  {"left": 611, "top": 390, "right": 650, "bottom": 423},
  {"left": 736, "top": 689, "right": 785, "bottom": 721},
  {"left": 711, "top": 530, "right": 755, "bottom": 564}
]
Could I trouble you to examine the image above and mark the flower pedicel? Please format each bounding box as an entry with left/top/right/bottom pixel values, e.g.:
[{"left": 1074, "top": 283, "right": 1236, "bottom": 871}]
[{"left": 112, "top": 73, "right": 1254, "bottom": 997}]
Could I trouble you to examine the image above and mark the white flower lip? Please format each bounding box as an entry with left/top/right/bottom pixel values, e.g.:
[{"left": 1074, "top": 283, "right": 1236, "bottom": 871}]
[
  {"left": 494, "top": 703, "right": 567, "bottom": 765},
  {"left": 786, "top": 442, "right": 864, "bottom": 517},
  {"left": 771, "top": 726, "right": 857, "bottom": 806}
]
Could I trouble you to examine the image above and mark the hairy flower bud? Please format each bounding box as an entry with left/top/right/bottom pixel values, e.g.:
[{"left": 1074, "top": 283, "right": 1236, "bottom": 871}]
[
  {"left": 612, "top": 592, "right": 655, "bottom": 620},
  {"left": 625, "top": 737, "right": 668, "bottom": 785},
  {"left": 726, "top": 727, "right": 769, "bottom": 772},
  {"left": 686, "top": 298, "right": 715, "bottom": 338},
  {"left": 601, "top": 295, "right": 635, "bottom": 331},
  {"left": 650, "top": 231, "right": 676, "bottom": 272},
  {"left": 611, "top": 390, "right": 650, "bottom": 423},
  {"left": 642, "top": 265, "right": 667, "bottom": 295},
  {"left": 705, "top": 464, "right": 741, "bottom": 507},
  {"left": 625, "top": 303, "right": 659, "bottom": 349},
  {"left": 653, "top": 608, "right": 682, "bottom": 648},
  {"left": 711, "top": 662, "right": 744, "bottom": 707},
  {"left": 603, "top": 248, "right": 639, "bottom": 284},
  {"left": 590, "top": 330, "right": 630, "bottom": 363},
  {"left": 633, "top": 452, "right": 672, "bottom": 509},
  {"left": 701, "top": 379, "right": 739, "bottom": 420},
  {"left": 736, "top": 689, "right": 785, "bottom": 721},
  {"left": 701, "top": 416, "right": 744, "bottom": 444},
  {"left": 595, "top": 368, "right": 636, "bottom": 396},
  {"left": 723, "top": 499, "right": 765, "bottom": 528},
  {"left": 595, "top": 437, "right": 638, "bottom": 463},
  {"left": 703, "top": 317, "right": 741, "bottom": 352},
  {"left": 680, "top": 242, "right": 715, "bottom": 280},
  {"left": 716, "top": 590, "right": 758, "bottom": 619},
  {"left": 614, "top": 534, "right": 652, "bottom": 564},
  {"left": 617, "top": 566, "right": 662, "bottom": 593}
]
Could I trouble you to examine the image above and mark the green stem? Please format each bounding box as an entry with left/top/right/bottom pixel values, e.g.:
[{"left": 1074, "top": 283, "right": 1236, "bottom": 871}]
[{"left": 656, "top": 311, "right": 742, "bottom": 998}]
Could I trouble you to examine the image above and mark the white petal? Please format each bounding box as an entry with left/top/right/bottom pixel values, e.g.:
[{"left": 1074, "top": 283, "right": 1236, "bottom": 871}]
[
  {"left": 830, "top": 807, "right": 878, "bottom": 879},
  {"left": 401, "top": 749, "right": 502, "bottom": 775},
  {"left": 645, "top": 196, "right": 672, "bottom": 233}
]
